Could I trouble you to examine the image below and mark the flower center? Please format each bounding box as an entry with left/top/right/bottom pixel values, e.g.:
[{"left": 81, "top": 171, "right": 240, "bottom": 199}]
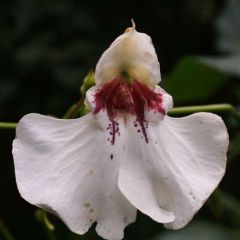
[{"left": 93, "top": 77, "right": 164, "bottom": 145}]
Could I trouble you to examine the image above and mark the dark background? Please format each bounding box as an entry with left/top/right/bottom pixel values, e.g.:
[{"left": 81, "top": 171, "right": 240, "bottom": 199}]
[{"left": 1, "top": 0, "right": 240, "bottom": 239}]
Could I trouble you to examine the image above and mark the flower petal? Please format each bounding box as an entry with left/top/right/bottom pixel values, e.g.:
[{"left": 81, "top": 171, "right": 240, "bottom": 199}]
[
  {"left": 95, "top": 29, "right": 161, "bottom": 85},
  {"left": 144, "top": 86, "right": 173, "bottom": 123},
  {"left": 118, "top": 113, "right": 228, "bottom": 229},
  {"left": 13, "top": 113, "right": 136, "bottom": 240}
]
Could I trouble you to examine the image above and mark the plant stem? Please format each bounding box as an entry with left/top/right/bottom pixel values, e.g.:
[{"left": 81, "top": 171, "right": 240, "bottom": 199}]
[
  {"left": 0, "top": 104, "right": 239, "bottom": 130},
  {"left": 35, "top": 210, "right": 57, "bottom": 240},
  {"left": 168, "top": 103, "right": 239, "bottom": 118},
  {"left": 0, "top": 219, "right": 15, "bottom": 240},
  {"left": 63, "top": 97, "right": 85, "bottom": 119},
  {"left": 0, "top": 122, "right": 17, "bottom": 129}
]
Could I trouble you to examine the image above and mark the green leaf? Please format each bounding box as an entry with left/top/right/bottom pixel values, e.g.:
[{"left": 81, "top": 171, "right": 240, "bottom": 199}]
[
  {"left": 163, "top": 56, "right": 229, "bottom": 104},
  {"left": 228, "top": 133, "right": 240, "bottom": 161},
  {"left": 221, "top": 192, "right": 240, "bottom": 228}
]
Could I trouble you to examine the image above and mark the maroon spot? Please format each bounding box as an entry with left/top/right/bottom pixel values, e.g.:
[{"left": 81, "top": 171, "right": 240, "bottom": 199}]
[
  {"left": 94, "top": 77, "right": 164, "bottom": 144},
  {"left": 110, "top": 154, "right": 113, "bottom": 160}
]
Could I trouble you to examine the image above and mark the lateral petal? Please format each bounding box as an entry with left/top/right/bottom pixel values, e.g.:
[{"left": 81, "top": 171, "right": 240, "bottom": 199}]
[
  {"left": 13, "top": 113, "right": 136, "bottom": 240},
  {"left": 118, "top": 113, "right": 228, "bottom": 229}
]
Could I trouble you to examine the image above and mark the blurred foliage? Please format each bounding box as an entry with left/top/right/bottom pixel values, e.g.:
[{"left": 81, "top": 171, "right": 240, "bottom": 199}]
[
  {"left": 163, "top": 56, "right": 229, "bottom": 104},
  {"left": 216, "top": 0, "right": 240, "bottom": 53},
  {"left": 199, "top": 0, "right": 240, "bottom": 76},
  {"left": 0, "top": 0, "right": 240, "bottom": 240},
  {"left": 152, "top": 221, "right": 238, "bottom": 240}
]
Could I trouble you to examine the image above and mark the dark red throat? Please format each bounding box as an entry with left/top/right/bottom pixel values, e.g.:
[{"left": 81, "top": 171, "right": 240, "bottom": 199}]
[{"left": 93, "top": 78, "right": 164, "bottom": 145}]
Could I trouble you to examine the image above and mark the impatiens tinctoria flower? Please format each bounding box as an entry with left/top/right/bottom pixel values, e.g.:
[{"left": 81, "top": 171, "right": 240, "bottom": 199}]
[{"left": 12, "top": 23, "right": 229, "bottom": 240}]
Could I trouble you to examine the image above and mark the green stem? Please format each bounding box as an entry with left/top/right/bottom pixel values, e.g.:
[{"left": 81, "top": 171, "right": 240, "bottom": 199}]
[
  {"left": 35, "top": 210, "right": 57, "bottom": 240},
  {"left": 0, "top": 122, "right": 17, "bottom": 129},
  {"left": 0, "top": 104, "right": 239, "bottom": 130},
  {"left": 63, "top": 97, "right": 85, "bottom": 119},
  {"left": 0, "top": 219, "right": 15, "bottom": 240},
  {"left": 168, "top": 103, "right": 239, "bottom": 118}
]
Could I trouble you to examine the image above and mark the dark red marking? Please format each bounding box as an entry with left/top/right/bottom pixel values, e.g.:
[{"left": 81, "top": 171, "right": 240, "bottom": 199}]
[
  {"left": 94, "top": 78, "right": 164, "bottom": 144},
  {"left": 110, "top": 154, "right": 113, "bottom": 160}
]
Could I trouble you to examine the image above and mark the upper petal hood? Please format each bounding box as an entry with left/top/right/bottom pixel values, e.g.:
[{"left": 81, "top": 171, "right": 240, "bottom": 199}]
[{"left": 95, "top": 27, "right": 161, "bottom": 86}]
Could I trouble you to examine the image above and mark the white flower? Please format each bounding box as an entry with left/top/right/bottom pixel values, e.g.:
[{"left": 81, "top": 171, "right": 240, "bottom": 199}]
[{"left": 12, "top": 24, "right": 229, "bottom": 240}]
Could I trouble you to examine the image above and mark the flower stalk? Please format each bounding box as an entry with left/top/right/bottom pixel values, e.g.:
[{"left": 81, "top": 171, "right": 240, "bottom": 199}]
[
  {"left": 0, "top": 219, "right": 15, "bottom": 240},
  {"left": 168, "top": 103, "right": 239, "bottom": 116},
  {"left": 35, "top": 210, "right": 57, "bottom": 240},
  {"left": 0, "top": 104, "right": 238, "bottom": 130},
  {"left": 0, "top": 122, "right": 17, "bottom": 129}
]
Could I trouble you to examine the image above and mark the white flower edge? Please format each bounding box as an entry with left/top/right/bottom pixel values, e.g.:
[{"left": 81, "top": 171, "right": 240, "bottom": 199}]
[{"left": 118, "top": 112, "right": 228, "bottom": 229}]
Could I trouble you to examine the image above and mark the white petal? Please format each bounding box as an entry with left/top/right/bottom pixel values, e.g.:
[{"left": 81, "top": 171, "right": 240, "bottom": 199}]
[
  {"left": 118, "top": 113, "right": 228, "bottom": 229},
  {"left": 95, "top": 29, "right": 161, "bottom": 85},
  {"left": 13, "top": 113, "right": 136, "bottom": 240},
  {"left": 145, "top": 86, "right": 173, "bottom": 123}
]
